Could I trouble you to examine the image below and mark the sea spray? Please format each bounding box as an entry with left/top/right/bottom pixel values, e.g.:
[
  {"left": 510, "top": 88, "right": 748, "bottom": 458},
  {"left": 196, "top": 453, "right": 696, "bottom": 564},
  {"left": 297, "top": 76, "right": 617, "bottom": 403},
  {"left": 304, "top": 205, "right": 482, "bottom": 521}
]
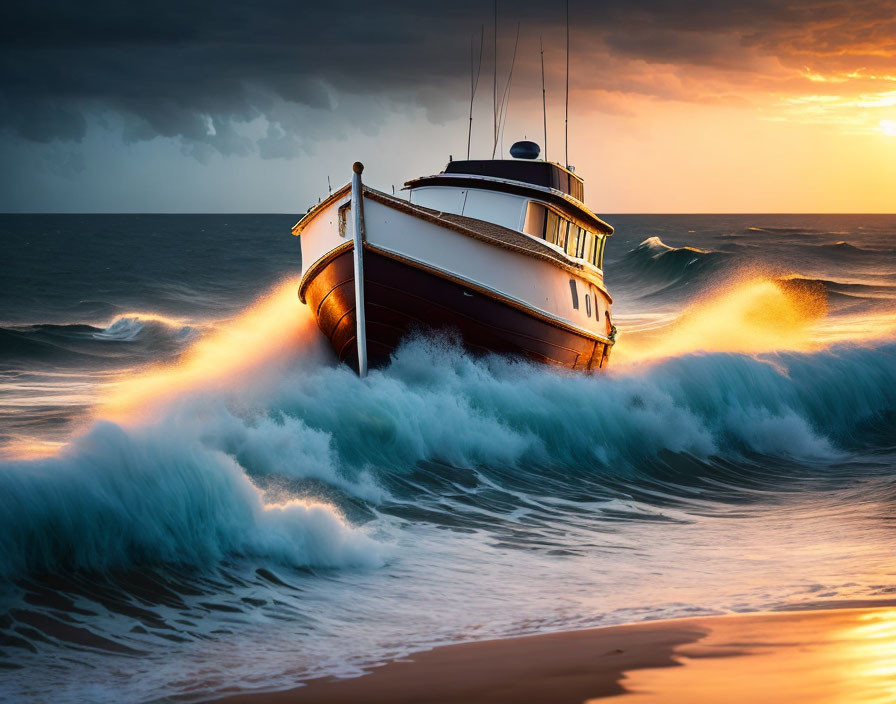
[
  {"left": 260, "top": 334, "right": 892, "bottom": 478},
  {"left": 97, "top": 279, "right": 329, "bottom": 421}
]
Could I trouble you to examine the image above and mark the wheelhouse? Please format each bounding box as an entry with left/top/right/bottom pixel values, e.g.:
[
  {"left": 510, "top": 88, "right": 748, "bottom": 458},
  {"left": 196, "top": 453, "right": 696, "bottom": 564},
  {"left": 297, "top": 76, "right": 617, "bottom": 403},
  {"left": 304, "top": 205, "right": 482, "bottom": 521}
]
[{"left": 405, "top": 158, "right": 612, "bottom": 270}]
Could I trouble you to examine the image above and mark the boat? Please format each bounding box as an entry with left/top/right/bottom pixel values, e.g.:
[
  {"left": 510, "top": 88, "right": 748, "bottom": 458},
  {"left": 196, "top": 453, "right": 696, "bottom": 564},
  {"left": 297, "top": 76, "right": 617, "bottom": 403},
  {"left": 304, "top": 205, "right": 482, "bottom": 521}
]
[{"left": 291, "top": 140, "right": 615, "bottom": 375}]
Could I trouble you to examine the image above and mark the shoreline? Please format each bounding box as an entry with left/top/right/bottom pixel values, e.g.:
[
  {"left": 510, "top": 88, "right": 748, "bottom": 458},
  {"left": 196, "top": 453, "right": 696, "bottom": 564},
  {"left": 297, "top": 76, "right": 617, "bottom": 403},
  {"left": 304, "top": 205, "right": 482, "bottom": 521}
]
[{"left": 212, "top": 603, "right": 896, "bottom": 703}]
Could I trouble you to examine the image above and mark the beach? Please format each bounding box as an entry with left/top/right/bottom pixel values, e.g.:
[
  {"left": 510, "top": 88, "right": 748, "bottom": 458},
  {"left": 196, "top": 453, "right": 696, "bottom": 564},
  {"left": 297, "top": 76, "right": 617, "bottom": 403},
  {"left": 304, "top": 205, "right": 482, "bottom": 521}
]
[{"left": 217, "top": 605, "right": 896, "bottom": 703}]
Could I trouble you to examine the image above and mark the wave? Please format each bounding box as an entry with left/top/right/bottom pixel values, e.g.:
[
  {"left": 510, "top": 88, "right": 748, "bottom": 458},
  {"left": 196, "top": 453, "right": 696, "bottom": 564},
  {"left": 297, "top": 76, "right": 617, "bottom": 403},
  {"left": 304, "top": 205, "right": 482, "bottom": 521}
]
[
  {"left": 0, "top": 326, "right": 97, "bottom": 362},
  {"left": 610, "top": 237, "right": 734, "bottom": 297},
  {"left": 4, "top": 331, "right": 895, "bottom": 580},
  {"left": 817, "top": 241, "right": 877, "bottom": 256},
  {"left": 778, "top": 275, "right": 895, "bottom": 296},
  {"left": 744, "top": 226, "right": 819, "bottom": 236},
  {"left": 268, "top": 334, "right": 896, "bottom": 476},
  {"left": 3, "top": 275, "right": 895, "bottom": 583},
  {"left": 610, "top": 236, "right": 896, "bottom": 313},
  {"left": 775, "top": 276, "right": 896, "bottom": 314},
  {"left": 0, "top": 314, "right": 203, "bottom": 365},
  {"left": 92, "top": 313, "right": 200, "bottom": 342},
  {"left": 0, "top": 419, "right": 385, "bottom": 579}
]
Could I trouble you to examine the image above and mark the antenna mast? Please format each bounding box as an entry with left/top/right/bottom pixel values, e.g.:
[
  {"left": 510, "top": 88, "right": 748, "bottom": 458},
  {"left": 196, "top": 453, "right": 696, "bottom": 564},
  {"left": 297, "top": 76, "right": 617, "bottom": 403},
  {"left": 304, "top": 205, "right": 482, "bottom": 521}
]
[
  {"left": 493, "top": 0, "right": 498, "bottom": 155},
  {"left": 467, "top": 27, "right": 483, "bottom": 160},
  {"left": 540, "top": 36, "right": 547, "bottom": 161},
  {"left": 493, "top": 22, "right": 520, "bottom": 158},
  {"left": 565, "top": 0, "right": 570, "bottom": 168}
]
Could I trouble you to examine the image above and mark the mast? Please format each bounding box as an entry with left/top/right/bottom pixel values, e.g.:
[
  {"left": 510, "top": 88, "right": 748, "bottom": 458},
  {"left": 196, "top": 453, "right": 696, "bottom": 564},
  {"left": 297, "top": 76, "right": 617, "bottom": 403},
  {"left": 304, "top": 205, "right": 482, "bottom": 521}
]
[
  {"left": 350, "top": 162, "right": 368, "bottom": 378},
  {"left": 467, "top": 28, "right": 483, "bottom": 160},
  {"left": 565, "top": 0, "right": 570, "bottom": 168},
  {"left": 540, "top": 35, "right": 547, "bottom": 161},
  {"left": 493, "top": 0, "right": 498, "bottom": 156},
  {"left": 493, "top": 22, "right": 519, "bottom": 158}
]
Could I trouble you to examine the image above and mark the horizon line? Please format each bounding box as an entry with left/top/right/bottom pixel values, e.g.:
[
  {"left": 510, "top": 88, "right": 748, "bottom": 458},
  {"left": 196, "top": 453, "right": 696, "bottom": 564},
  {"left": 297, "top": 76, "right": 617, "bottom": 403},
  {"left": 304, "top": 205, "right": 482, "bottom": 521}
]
[{"left": 2, "top": 211, "right": 896, "bottom": 217}]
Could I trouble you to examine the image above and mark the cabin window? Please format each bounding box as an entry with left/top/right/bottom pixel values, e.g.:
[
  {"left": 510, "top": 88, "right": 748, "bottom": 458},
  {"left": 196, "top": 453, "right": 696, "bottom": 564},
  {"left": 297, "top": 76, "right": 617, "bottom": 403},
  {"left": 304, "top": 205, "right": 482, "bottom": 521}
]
[
  {"left": 545, "top": 209, "right": 561, "bottom": 246},
  {"left": 569, "top": 279, "right": 579, "bottom": 309},
  {"left": 585, "top": 294, "right": 592, "bottom": 317},
  {"left": 558, "top": 219, "right": 570, "bottom": 250},
  {"left": 591, "top": 234, "right": 607, "bottom": 268},
  {"left": 565, "top": 224, "right": 578, "bottom": 256},
  {"left": 577, "top": 227, "right": 589, "bottom": 259},
  {"left": 338, "top": 206, "right": 349, "bottom": 238},
  {"left": 523, "top": 202, "right": 546, "bottom": 238},
  {"left": 524, "top": 202, "right": 604, "bottom": 266}
]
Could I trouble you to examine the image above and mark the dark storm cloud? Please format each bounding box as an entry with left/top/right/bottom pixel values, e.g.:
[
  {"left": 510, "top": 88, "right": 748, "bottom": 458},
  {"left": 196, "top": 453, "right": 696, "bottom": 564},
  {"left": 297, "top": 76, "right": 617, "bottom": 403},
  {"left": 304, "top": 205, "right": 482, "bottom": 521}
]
[{"left": 2, "top": 0, "right": 894, "bottom": 158}]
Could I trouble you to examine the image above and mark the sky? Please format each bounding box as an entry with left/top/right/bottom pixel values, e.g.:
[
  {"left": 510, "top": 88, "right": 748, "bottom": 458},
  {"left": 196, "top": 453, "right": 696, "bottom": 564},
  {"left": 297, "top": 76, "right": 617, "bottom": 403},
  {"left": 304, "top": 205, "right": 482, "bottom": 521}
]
[{"left": 1, "top": 0, "right": 895, "bottom": 213}]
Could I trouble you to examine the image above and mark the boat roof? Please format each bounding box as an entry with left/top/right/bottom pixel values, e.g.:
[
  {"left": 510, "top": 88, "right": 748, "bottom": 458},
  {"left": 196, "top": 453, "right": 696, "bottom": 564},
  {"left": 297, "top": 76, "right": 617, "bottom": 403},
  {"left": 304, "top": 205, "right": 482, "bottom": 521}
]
[{"left": 443, "top": 159, "right": 584, "bottom": 201}]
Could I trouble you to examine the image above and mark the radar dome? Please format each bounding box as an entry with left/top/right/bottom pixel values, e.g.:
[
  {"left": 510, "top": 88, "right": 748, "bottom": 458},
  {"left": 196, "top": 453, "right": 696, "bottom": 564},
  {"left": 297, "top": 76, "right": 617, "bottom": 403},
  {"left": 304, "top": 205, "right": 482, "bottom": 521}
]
[{"left": 509, "top": 140, "right": 540, "bottom": 160}]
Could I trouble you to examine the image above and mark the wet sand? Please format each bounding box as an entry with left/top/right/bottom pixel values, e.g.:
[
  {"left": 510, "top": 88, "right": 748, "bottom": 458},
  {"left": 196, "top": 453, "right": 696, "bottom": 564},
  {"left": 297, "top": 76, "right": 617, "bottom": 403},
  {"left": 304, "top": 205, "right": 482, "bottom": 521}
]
[{"left": 214, "top": 605, "right": 896, "bottom": 703}]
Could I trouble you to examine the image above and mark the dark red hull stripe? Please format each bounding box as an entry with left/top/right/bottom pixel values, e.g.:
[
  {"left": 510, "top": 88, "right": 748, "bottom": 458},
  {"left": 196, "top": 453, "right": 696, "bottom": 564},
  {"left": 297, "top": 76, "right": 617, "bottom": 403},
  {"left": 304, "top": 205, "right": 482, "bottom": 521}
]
[{"left": 302, "top": 248, "right": 611, "bottom": 371}]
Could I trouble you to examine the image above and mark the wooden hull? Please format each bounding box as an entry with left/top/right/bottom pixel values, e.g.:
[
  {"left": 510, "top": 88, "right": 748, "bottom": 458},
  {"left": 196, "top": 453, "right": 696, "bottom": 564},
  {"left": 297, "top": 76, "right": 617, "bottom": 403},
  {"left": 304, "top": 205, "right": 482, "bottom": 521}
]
[{"left": 302, "top": 246, "right": 612, "bottom": 371}]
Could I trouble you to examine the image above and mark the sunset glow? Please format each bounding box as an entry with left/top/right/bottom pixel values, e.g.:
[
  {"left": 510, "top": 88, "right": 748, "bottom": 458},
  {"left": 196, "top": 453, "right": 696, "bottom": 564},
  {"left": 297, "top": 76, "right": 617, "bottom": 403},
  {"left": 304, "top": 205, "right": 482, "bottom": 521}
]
[{"left": 3, "top": 2, "right": 896, "bottom": 212}]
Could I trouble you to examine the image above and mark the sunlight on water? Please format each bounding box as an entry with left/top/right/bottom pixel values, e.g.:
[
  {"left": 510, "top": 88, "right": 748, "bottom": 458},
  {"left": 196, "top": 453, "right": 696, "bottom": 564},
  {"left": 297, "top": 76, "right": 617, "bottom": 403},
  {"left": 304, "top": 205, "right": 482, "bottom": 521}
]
[
  {"left": 98, "top": 279, "right": 323, "bottom": 421},
  {"left": 849, "top": 610, "right": 896, "bottom": 695},
  {"left": 616, "top": 609, "right": 896, "bottom": 704},
  {"left": 0, "top": 438, "right": 66, "bottom": 461},
  {"left": 814, "top": 311, "right": 896, "bottom": 346},
  {"left": 615, "top": 277, "right": 827, "bottom": 364}
]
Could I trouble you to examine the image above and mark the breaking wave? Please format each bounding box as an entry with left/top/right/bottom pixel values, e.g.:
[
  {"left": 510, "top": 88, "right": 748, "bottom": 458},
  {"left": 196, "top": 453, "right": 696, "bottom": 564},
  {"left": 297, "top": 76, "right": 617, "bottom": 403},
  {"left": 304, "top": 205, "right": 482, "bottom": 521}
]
[
  {"left": 91, "top": 314, "right": 199, "bottom": 343},
  {"left": 0, "top": 421, "right": 384, "bottom": 579},
  {"left": 610, "top": 237, "right": 735, "bottom": 298},
  {"left": 2, "top": 326, "right": 895, "bottom": 580},
  {"left": 0, "top": 314, "right": 203, "bottom": 366}
]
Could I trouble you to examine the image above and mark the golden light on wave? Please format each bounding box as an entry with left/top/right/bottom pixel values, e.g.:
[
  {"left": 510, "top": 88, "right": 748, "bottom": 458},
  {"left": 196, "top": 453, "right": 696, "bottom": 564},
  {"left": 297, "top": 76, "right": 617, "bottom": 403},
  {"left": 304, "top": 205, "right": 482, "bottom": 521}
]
[
  {"left": 98, "top": 279, "right": 320, "bottom": 421},
  {"left": 614, "top": 277, "right": 828, "bottom": 365},
  {"left": 881, "top": 119, "right": 896, "bottom": 137},
  {"left": 0, "top": 438, "right": 67, "bottom": 462},
  {"left": 110, "top": 312, "right": 187, "bottom": 325}
]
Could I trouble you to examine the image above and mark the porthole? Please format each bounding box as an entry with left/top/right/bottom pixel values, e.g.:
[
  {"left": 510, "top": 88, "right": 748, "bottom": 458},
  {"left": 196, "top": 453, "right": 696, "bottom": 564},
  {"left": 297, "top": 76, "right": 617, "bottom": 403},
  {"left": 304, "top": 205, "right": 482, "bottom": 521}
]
[
  {"left": 569, "top": 279, "right": 579, "bottom": 309},
  {"left": 585, "top": 294, "right": 591, "bottom": 317}
]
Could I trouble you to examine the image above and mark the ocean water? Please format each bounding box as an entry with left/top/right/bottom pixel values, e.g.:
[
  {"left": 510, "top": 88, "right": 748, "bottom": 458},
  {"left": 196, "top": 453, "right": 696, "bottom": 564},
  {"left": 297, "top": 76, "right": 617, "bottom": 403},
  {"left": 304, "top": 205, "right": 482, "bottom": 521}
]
[{"left": 1, "top": 213, "right": 895, "bottom": 702}]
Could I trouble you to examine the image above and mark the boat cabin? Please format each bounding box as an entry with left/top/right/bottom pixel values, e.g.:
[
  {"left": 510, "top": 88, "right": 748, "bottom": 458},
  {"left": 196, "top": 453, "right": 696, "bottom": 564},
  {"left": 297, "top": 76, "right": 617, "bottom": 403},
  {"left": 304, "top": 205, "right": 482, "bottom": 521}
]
[{"left": 405, "top": 152, "right": 612, "bottom": 271}]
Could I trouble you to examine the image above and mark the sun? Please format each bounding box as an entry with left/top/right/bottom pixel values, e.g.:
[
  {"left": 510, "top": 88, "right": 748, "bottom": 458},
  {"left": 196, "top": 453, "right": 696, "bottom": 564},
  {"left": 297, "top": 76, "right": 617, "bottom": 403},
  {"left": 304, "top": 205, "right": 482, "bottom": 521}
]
[{"left": 881, "top": 119, "right": 896, "bottom": 137}]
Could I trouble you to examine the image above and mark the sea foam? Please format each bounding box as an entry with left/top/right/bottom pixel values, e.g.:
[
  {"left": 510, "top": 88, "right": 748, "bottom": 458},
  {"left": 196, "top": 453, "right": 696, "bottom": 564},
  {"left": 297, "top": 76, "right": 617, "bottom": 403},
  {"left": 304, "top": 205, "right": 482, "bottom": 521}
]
[{"left": 2, "top": 277, "right": 894, "bottom": 580}]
